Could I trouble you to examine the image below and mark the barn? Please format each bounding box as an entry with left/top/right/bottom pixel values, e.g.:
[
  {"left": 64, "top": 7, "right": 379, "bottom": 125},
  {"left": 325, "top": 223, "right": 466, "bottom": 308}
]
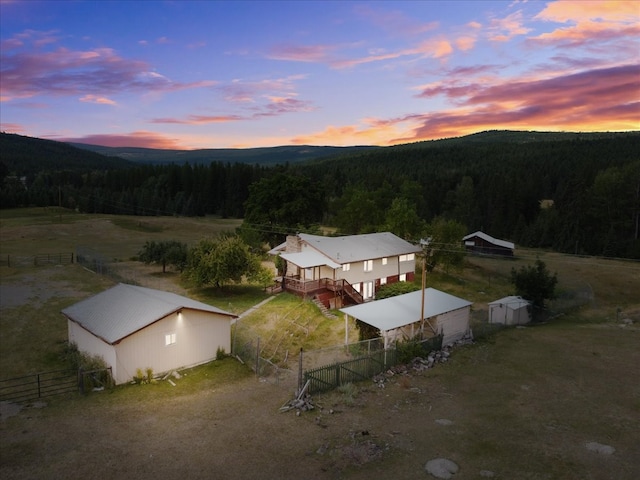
[
  {"left": 62, "top": 283, "right": 237, "bottom": 385},
  {"left": 488, "top": 296, "right": 531, "bottom": 325},
  {"left": 340, "top": 288, "right": 472, "bottom": 349},
  {"left": 463, "top": 231, "right": 515, "bottom": 257}
]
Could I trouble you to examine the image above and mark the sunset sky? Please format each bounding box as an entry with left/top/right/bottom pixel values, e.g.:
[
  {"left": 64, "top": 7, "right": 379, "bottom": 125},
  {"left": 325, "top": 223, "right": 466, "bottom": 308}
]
[{"left": 1, "top": 0, "right": 638, "bottom": 149}]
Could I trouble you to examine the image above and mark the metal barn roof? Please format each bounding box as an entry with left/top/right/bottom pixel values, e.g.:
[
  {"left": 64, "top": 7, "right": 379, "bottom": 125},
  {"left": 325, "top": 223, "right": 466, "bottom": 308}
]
[
  {"left": 62, "top": 283, "right": 236, "bottom": 344},
  {"left": 299, "top": 232, "right": 421, "bottom": 264},
  {"left": 463, "top": 231, "right": 514, "bottom": 250},
  {"left": 340, "top": 288, "right": 472, "bottom": 332},
  {"left": 488, "top": 296, "right": 530, "bottom": 309}
]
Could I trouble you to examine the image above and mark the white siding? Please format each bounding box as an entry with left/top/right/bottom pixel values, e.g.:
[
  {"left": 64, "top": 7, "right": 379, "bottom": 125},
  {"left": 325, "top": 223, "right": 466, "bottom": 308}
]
[
  {"left": 68, "top": 320, "right": 118, "bottom": 380},
  {"left": 69, "top": 309, "right": 231, "bottom": 385},
  {"left": 436, "top": 307, "right": 471, "bottom": 345},
  {"left": 114, "top": 309, "right": 231, "bottom": 384}
]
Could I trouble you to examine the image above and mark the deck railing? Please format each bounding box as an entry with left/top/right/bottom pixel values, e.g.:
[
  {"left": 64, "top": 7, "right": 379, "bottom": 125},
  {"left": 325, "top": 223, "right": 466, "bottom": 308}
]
[{"left": 282, "top": 277, "right": 364, "bottom": 304}]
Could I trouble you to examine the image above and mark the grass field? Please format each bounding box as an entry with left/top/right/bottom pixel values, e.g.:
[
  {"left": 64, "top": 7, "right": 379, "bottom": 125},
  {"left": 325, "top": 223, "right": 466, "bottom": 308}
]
[{"left": 1, "top": 208, "right": 639, "bottom": 479}]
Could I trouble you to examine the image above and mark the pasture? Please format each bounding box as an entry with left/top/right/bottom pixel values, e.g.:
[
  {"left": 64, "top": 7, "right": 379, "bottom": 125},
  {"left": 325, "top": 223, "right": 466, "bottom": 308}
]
[{"left": 1, "top": 208, "right": 639, "bottom": 479}]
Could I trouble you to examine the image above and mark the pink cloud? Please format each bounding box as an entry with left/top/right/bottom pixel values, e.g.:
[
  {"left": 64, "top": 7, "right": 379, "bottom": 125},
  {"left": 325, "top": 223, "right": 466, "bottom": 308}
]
[
  {"left": 267, "top": 44, "right": 335, "bottom": 63},
  {"left": 0, "top": 122, "right": 26, "bottom": 133},
  {"left": 0, "top": 31, "right": 215, "bottom": 101},
  {"left": 402, "top": 64, "right": 640, "bottom": 142},
  {"left": 79, "top": 94, "right": 116, "bottom": 105},
  {"left": 252, "top": 97, "right": 315, "bottom": 117},
  {"left": 530, "top": 0, "right": 639, "bottom": 49},
  {"left": 57, "top": 131, "right": 186, "bottom": 149},
  {"left": 534, "top": 0, "right": 638, "bottom": 24},
  {"left": 455, "top": 36, "right": 477, "bottom": 51},
  {"left": 151, "top": 115, "right": 243, "bottom": 125},
  {"left": 487, "top": 11, "right": 531, "bottom": 42}
]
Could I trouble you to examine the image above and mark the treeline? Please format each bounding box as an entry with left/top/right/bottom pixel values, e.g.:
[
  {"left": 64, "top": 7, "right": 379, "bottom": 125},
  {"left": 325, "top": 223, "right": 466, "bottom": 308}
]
[
  {"left": 295, "top": 134, "right": 639, "bottom": 258},
  {"left": 1, "top": 131, "right": 638, "bottom": 258},
  {"left": 1, "top": 160, "right": 268, "bottom": 218}
]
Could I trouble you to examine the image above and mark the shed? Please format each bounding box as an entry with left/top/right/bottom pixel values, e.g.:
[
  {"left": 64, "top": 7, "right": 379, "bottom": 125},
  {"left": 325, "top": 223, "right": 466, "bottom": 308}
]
[
  {"left": 463, "top": 231, "right": 515, "bottom": 257},
  {"left": 488, "top": 296, "right": 531, "bottom": 325},
  {"left": 340, "top": 288, "right": 472, "bottom": 348},
  {"left": 62, "top": 283, "right": 237, "bottom": 384}
]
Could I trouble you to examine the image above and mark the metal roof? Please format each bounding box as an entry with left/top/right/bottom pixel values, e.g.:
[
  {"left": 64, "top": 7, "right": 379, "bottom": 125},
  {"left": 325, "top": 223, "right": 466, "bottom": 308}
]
[
  {"left": 62, "top": 283, "right": 236, "bottom": 344},
  {"left": 299, "top": 232, "right": 421, "bottom": 264},
  {"left": 279, "top": 250, "right": 341, "bottom": 269},
  {"left": 488, "top": 296, "right": 530, "bottom": 309},
  {"left": 463, "top": 231, "right": 514, "bottom": 250},
  {"left": 340, "top": 288, "right": 472, "bottom": 332}
]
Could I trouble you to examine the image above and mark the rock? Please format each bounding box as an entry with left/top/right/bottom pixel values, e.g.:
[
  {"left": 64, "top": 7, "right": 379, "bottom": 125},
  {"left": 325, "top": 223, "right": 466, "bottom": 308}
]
[
  {"left": 479, "top": 470, "right": 495, "bottom": 477},
  {"left": 435, "top": 418, "right": 453, "bottom": 426},
  {"left": 585, "top": 442, "right": 615, "bottom": 455},
  {"left": 425, "top": 458, "right": 459, "bottom": 479}
]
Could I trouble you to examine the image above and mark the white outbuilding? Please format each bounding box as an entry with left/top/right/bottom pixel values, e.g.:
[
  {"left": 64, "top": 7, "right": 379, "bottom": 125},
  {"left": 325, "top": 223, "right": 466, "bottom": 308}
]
[
  {"left": 340, "top": 288, "right": 473, "bottom": 349},
  {"left": 62, "top": 283, "right": 237, "bottom": 384},
  {"left": 488, "top": 295, "right": 531, "bottom": 325}
]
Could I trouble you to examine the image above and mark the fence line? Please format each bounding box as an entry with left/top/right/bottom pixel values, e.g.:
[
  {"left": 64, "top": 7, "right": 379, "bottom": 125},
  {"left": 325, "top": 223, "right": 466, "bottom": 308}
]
[
  {"left": 0, "top": 252, "right": 74, "bottom": 267},
  {"left": 0, "top": 367, "right": 114, "bottom": 403},
  {"left": 303, "top": 348, "right": 398, "bottom": 395},
  {"left": 0, "top": 369, "right": 78, "bottom": 403}
]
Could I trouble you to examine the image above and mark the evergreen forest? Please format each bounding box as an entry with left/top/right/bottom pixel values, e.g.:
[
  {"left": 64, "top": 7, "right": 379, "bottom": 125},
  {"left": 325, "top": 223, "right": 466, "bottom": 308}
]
[{"left": 1, "top": 131, "right": 638, "bottom": 259}]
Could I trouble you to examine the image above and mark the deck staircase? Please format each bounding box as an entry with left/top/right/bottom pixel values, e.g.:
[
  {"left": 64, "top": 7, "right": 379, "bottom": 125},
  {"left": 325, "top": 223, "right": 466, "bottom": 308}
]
[{"left": 312, "top": 297, "right": 338, "bottom": 319}]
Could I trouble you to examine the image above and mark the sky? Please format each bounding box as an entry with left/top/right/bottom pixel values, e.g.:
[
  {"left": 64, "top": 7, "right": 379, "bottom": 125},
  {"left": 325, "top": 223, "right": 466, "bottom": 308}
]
[{"left": 1, "top": 0, "right": 638, "bottom": 150}]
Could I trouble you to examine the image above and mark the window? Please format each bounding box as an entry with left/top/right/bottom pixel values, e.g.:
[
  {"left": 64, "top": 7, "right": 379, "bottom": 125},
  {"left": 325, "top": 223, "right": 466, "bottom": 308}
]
[
  {"left": 165, "top": 333, "right": 176, "bottom": 346},
  {"left": 342, "top": 263, "right": 350, "bottom": 272},
  {"left": 399, "top": 253, "right": 415, "bottom": 262},
  {"left": 364, "top": 260, "right": 373, "bottom": 272},
  {"left": 382, "top": 257, "right": 388, "bottom": 265},
  {"left": 399, "top": 273, "right": 407, "bottom": 282},
  {"left": 380, "top": 277, "right": 387, "bottom": 285}
]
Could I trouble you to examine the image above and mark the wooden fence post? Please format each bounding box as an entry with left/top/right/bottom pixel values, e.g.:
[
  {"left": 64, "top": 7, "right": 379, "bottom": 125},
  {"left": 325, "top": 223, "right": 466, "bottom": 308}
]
[
  {"left": 298, "top": 348, "right": 303, "bottom": 394},
  {"left": 78, "top": 368, "right": 84, "bottom": 395},
  {"left": 255, "top": 337, "right": 260, "bottom": 378}
]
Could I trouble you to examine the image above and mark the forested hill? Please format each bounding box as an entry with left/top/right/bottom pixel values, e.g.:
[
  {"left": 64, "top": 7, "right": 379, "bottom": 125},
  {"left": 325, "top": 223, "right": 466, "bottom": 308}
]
[
  {"left": 69, "top": 142, "right": 378, "bottom": 166},
  {"left": 0, "top": 133, "right": 134, "bottom": 176},
  {"left": 294, "top": 131, "right": 639, "bottom": 258}
]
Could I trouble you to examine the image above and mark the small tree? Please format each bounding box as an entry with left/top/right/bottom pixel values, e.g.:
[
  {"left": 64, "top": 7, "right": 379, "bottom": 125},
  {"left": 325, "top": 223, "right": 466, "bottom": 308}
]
[
  {"left": 250, "top": 264, "right": 276, "bottom": 291},
  {"left": 185, "top": 234, "right": 261, "bottom": 289},
  {"left": 510, "top": 259, "right": 558, "bottom": 320},
  {"left": 423, "top": 217, "right": 467, "bottom": 273},
  {"left": 139, "top": 240, "right": 187, "bottom": 273}
]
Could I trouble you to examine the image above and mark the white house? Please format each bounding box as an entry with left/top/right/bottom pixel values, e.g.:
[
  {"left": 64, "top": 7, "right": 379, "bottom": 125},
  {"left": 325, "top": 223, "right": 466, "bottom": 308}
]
[
  {"left": 488, "top": 296, "right": 531, "bottom": 325},
  {"left": 340, "top": 288, "right": 473, "bottom": 348},
  {"left": 62, "top": 283, "right": 237, "bottom": 385},
  {"left": 270, "top": 232, "right": 422, "bottom": 306}
]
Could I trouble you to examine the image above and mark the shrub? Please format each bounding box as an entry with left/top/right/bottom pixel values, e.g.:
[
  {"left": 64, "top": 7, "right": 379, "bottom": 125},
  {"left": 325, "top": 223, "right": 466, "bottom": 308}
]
[
  {"left": 216, "top": 346, "right": 227, "bottom": 360},
  {"left": 337, "top": 382, "right": 358, "bottom": 405}
]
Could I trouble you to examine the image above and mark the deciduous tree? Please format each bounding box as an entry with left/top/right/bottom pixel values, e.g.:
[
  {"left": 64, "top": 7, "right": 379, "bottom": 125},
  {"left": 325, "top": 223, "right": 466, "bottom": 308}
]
[
  {"left": 138, "top": 240, "right": 187, "bottom": 273},
  {"left": 510, "top": 259, "right": 558, "bottom": 320},
  {"left": 185, "top": 234, "right": 261, "bottom": 289}
]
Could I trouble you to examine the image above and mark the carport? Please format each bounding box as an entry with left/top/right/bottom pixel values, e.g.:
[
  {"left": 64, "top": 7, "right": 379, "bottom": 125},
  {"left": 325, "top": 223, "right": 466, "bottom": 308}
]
[{"left": 340, "top": 288, "right": 473, "bottom": 349}]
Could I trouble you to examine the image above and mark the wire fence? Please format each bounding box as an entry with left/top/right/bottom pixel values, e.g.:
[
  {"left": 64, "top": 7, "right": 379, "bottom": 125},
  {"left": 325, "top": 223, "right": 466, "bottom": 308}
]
[
  {"left": 76, "top": 246, "right": 140, "bottom": 284},
  {"left": 0, "top": 253, "right": 74, "bottom": 267}
]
